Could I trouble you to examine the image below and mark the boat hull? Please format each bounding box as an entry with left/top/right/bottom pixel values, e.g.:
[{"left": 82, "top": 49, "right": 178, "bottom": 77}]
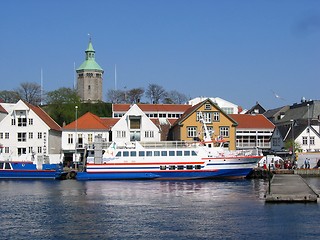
[
  {"left": 0, "top": 162, "right": 63, "bottom": 180},
  {"left": 0, "top": 170, "right": 61, "bottom": 180},
  {"left": 76, "top": 168, "right": 254, "bottom": 180}
]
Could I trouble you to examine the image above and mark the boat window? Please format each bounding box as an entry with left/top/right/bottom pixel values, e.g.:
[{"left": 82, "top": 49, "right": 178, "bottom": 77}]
[
  {"left": 186, "top": 165, "right": 193, "bottom": 170},
  {"left": 160, "top": 165, "right": 166, "bottom": 170},
  {"left": 169, "top": 151, "right": 175, "bottom": 156},
  {"left": 146, "top": 151, "right": 152, "bottom": 156},
  {"left": 177, "top": 151, "right": 182, "bottom": 156},
  {"left": 139, "top": 151, "right": 145, "bottom": 157},
  {"left": 116, "top": 152, "right": 121, "bottom": 157},
  {"left": 130, "top": 151, "right": 136, "bottom": 157},
  {"left": 154, "top": 151, "right": 160, "bottom": 156},
  {"left": 169, "top": 165, "right": 176, "bottom": 170},
  {"left": 123, "top": 151, "right": 129, "bottom": 157},
  {"left": 161, "top": 151, "right": 167, "bottom": 156},
  {"left": 177, "top": 165, "right": 184, "bottom": 170},
  {"left": 191, "top": 151, "right": 197, "bottom": 156},
  {"left": 195, "top": 165, "right": 201, "bottom": 169},
  {"left": 184, "top": 151, "right": 190, "bottom": 156},
  {"left": 0, "top": 162, "right": 3, "bottom": 169},
  {"left": 5, "top": 163, "right": 11, "bottom": 169}
]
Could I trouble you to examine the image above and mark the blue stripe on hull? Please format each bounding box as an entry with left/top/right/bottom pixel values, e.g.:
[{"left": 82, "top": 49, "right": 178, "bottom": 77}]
[
  {"left": 0, "top": 171, "right": 61, "bottom": 180},
  {"left": 76, "top": 168, "right": 252, "bottom": 180}
]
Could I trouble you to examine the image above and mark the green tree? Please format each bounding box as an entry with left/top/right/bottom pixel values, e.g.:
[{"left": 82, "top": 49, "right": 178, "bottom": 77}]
[
  {"left": 46, "top": 87, "right": 80, "bottom": 104},
  {"left": 44, "top": 87, "right": 81, "bottom": 125}
]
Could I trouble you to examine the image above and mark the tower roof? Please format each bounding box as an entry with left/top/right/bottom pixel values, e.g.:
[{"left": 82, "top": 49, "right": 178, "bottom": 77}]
[{"left": 77, "top": 40, "right": 103, "bottom": 72}]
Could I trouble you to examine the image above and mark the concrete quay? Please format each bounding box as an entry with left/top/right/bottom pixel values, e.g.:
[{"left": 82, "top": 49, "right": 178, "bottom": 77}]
[{"left": 265, "top": 174, "right": 319, "bottom": 203}]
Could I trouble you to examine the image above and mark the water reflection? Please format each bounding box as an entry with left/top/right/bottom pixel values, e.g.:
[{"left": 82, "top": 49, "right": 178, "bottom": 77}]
[{"left": 0, "top": 178, "right": 319, "bottom": 240}]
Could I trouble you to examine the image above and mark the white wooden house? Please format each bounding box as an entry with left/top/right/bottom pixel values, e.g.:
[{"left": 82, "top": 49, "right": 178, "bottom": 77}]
[
  {"left": 111, "top": 104, "right": 161, "bottom": 144},
  {"left": 0, "top": 100, "right": 62, "bottom": 163}
]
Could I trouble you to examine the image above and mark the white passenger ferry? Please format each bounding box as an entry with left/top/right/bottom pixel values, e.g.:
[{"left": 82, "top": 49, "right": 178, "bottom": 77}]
[{"left": 76, "top": 113, "right": 262, "bottom": 180}]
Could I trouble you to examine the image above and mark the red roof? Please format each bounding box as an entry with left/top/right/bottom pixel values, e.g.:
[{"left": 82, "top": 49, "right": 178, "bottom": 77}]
[
  {"left": 0, "top": 104, "right": 7, "bottom": 113},
  {"left": 113, "top": 104, "right": 191, "bottom": 112},
  {"left": 229, "top": 114, "right": 274, "bottom": 129},
  {"left": 63, "top": 112, "right": 118, "bottom": 130},
  {"left": 27, "top": 104, "right": 61, "bottom": 131}
]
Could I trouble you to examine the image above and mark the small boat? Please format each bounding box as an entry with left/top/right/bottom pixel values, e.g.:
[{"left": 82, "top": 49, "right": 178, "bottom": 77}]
[
  {"left": 0, "top": 161, "right": 63, "bottom": 180},
  {"left": 76, "top": 113, "right": 263, "bottom": 180}
]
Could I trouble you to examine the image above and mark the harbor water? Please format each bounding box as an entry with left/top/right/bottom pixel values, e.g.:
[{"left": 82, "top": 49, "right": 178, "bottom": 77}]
[{"left": 1, "top": 178, "right": 320, "bottom": 240}]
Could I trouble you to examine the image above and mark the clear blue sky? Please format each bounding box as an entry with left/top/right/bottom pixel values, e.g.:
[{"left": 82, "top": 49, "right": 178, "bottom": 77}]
[{"left": 1, "top": 0, "right": 319, "bottom": 110}]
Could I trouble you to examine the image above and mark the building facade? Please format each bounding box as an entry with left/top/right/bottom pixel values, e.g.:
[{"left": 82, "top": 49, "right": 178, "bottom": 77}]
[
  {"left": 170, "top": 99, "right": 238, "bottom": 150},
  {"left": 0, "top": 100, "right": 62, "bottom": 163}
]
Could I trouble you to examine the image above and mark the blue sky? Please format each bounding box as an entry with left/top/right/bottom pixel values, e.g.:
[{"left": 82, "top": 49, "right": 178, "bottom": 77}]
[{"left": 1, "top": 0, "right": 319, "bottom": 110}]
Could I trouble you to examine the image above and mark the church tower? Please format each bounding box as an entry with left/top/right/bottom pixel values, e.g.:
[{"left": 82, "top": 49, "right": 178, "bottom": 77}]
[{"left": 76, "top": 39, "right": 104, "bottom": 102}]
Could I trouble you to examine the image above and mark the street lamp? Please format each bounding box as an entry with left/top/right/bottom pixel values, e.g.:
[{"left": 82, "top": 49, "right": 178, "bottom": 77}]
[
  {"left": 75, "top": 105, "right": 78, "bottom": 168},
  {"left": 307, "top": 103, "right": 310, "bottom": 151}
]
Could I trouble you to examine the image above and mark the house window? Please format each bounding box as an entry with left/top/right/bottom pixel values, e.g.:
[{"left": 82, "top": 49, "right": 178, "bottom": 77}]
[
  {"left": 17, "top": 133, "right": 27, "bottom": 142},
  {"left": 29, "top": 118, "right": 33, "bottom": 125},
  {"left": 29, "top": 132, "right": 33, "bottom": 139},
  {"left": 0, "top": 133, "right": 3, "bottom": 139},
  {"left": 130, "top": 117, "right": 141, "bottom": 129},
  {"left": 204, "top": 126, "right": 214, "bottom": 138},
  {"left": 222, "top": 107, "right": 233, "bottom": 114},
  {"left": 203, "top": 112, "right": 212, "bottom": 123},
  {"left": 213, "top": 112, "right": 220, "bottom": 121},
  {"left": 310, "top": 136, "right": 315, "bottom": 145},
  {"left": 5, "top": 147, "right": 9, "bottom": 153},
  {"left": 18, "top": 148, "right": 27, "bottom": 155},
  {"left": 38, "top": 132, "right": 42, "bottom": 139},
  {"left": 145, "top": 131, "right": 154, "bottom": 138},
  {"left": 78, "top": 134, "right": 83, "bottom": 148},
  {"left": 204, "top": 104, "right": 211, "bottom": 110},
  {"left": 220, "top": 127, "right": 230, "bottom": 137},
  {"left": 5, "top": 132, "right": 9, "bottom": 139},
  {"left": 18, "top": 118, "right": 27, "bottom": 126},
  {"left": 68, "top": 134, "right": 73, "bottom": 144},
  {"left": 302, "top": 136, "right": 308, "bottom": 145},
  {"left": 29, "top": 147, "right": 33, "bottom": 153},
  {"left": 88, "top": 134, "right": 93, "bottom": 143},
  {"left": 11, "top": 119, "right": 16, "bottom": 125},
  {"left": 187, "top": 127, "right": 197, "bottom": 138},
  {"left": 117, "top": 131, "right": 126, "bottom": 138},
  {"left": 38, "top": 147, "right": 42, "bottom": 154}
]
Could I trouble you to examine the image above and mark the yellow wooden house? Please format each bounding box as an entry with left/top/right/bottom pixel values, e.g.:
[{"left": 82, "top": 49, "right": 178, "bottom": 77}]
[{"left": 169, "top": 98, "right": 238, "bottom": 150}]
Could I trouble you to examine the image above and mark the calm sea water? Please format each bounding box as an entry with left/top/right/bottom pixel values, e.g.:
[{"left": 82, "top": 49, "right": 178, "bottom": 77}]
[{"left": 0, "top": 178, "right": 319, "bottom": 240}]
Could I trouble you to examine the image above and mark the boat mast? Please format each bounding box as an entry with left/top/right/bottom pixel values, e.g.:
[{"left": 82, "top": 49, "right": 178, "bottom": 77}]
[{"left": 198, "top": 111, "right": 212, "bottom": 142}]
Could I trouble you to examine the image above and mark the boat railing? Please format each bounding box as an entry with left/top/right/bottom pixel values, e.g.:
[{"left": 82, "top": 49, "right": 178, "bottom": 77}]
[
  {"left": 230, "top": 148, "right": 262, "bottom": 156},
  {"left": 139, "top": 141, "right": 197, "bottom": 149}
]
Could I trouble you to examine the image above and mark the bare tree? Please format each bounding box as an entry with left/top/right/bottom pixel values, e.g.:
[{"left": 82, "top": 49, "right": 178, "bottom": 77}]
[
  {"left": 0, "top": 90, "right": 20, "bottom": 103},
  {"left": 16, "top": 82, "right": 42, "bottom": 105},
  {"left": 106, "top": 89, "right": 126, "bottom": 103},
  {"left": 145, "top": 84, "right": 166, "bottom": 104},
  {"left": 127, "top": 88, "right": 144, "bottom": 104},
  {"left": 165, "top": 90, "right": 188, "bottom": 104}
]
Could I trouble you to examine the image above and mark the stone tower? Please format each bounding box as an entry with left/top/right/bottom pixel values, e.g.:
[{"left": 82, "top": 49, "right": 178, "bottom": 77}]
[{"left": 76, "top": 39, "right": 104, "bottom": 102}]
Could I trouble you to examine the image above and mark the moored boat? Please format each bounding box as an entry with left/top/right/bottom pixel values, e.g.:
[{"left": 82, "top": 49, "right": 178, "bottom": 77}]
[
  {"left": 76, "top": 113, "right": 262, "bottom": 180},
  {"left": 76, "top": 140, "right": 262, "bottom": 180},
  {"left": 0, "top": 161, "right": 63, "bottom": 180}
]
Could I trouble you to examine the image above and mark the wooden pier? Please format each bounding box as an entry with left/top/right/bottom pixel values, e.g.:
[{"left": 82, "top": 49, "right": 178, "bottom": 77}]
[{"left": 265, "top": 174, "right": 319, "bottom": 203}]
